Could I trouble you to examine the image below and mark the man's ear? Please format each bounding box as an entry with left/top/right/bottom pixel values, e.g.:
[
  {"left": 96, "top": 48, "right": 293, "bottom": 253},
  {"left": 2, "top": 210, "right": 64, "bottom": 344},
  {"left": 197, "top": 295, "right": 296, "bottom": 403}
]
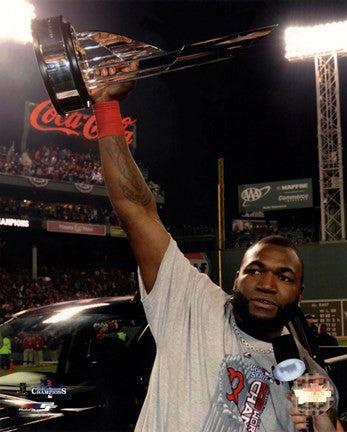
[
  {"left": 298, "top": 285, "right": 304, "bottom": 302},
  {"left": 232, "top": 271, "right": 240, "bottom": 292}
]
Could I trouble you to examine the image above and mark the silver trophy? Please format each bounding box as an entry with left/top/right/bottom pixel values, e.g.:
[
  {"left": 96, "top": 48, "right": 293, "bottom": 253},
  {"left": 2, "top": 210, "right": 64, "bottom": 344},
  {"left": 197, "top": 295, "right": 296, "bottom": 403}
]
[
  {"left": 291, "top": 372, "right": 335, "bottom": 416},
  {"left": 31, "top": 16, "right": 276, "bottom": 115}
]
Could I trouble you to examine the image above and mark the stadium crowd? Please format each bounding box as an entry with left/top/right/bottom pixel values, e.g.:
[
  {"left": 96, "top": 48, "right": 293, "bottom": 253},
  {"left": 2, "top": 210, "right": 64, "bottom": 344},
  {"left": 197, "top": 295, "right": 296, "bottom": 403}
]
[
  {"left": 0, "top": 196, "right": 118, "bottom": 225},
  {"left": 0, "top": 266, "right": 139, "bottom": 324},
  {"left": 0, "top": 196, "right": 315, "bottom": 246},
  {"left": 229, "top": 222, "right": 314, "bottom": 247},
  {"left": 0, "top": 144, "right": 103, "bottom": 185},
  {"left": 0, "top": 144, "right": 163, "bottom": 195}
]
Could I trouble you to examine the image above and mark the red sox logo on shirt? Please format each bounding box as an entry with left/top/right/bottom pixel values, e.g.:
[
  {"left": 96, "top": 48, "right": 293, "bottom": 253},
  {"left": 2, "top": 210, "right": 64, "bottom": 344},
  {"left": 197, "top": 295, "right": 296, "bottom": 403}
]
[{"left": 226, "top": 367, "right": 245, "bottom": 404}]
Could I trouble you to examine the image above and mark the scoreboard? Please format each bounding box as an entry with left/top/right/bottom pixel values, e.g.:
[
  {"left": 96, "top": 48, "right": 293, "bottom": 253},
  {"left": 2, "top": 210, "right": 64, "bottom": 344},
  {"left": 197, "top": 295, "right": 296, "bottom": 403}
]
[{"left": 300, "top": 299, "right": 346, "bottom": 337}]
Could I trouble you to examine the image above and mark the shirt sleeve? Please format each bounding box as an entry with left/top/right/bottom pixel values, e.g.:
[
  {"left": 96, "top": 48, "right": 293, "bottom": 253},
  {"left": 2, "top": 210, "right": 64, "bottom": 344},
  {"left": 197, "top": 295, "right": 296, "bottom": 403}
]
[{"left": 138, "top": 237, "right": 228, "bottom": 348}]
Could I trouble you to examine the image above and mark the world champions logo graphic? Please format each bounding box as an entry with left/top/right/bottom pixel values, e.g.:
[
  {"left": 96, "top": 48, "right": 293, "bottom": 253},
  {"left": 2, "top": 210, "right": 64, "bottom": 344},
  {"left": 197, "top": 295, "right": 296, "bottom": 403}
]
[{"left": 201, "top": 355, "right": 274, "bottom": 432}]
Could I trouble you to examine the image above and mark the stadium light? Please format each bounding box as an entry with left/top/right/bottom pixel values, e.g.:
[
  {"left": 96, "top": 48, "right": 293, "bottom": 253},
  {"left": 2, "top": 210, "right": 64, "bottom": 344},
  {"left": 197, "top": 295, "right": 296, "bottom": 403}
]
[
  {"left": 285, "top": 20, "right": 347, "bottom": 61},
  {"left": 0, "top": 0, "right": 36, "bottom": 44},
  {"left": 284, "top": 19, "right": 346, "bottom": 241}
]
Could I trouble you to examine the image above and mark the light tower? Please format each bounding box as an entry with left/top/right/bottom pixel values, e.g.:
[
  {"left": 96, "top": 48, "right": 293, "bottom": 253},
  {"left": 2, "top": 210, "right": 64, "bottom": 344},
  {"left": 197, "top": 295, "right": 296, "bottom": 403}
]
[{"left": 285, "top": 21, "right": 347, "bottom": 241}]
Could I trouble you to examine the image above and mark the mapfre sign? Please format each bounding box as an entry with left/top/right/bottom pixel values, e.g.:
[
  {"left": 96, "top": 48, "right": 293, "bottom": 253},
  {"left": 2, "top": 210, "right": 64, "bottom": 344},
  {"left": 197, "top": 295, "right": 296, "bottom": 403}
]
[
  {"left": 238, "top": 178, "right": 313, "bottom": 212},
  {"left": 29, "top": 99, "right": 136, "bottom": 145}
]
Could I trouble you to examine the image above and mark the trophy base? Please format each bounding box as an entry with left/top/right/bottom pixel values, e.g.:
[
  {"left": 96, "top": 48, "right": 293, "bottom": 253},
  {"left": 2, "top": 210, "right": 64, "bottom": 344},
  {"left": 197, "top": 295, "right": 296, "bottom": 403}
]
[{"left": 32, "top": 16, "right": 90, "bottom": 115}]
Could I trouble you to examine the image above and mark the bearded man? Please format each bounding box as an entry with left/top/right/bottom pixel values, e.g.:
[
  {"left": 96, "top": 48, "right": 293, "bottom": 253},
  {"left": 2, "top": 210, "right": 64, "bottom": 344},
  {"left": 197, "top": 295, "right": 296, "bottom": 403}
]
[{"left": 92, "top": 64, "right": 337, "bottom": 432}]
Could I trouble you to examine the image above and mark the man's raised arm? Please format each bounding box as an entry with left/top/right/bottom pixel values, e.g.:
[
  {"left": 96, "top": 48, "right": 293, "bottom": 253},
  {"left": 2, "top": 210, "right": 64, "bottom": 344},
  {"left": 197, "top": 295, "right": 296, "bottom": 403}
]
[{"left": 92, "top": 64, "right": 170, "bottom": 293}]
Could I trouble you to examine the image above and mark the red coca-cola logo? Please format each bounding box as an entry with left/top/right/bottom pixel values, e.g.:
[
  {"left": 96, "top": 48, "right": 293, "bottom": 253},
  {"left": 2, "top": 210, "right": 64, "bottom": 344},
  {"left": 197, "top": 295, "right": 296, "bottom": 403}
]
[{"left": 30, "top": 99, "right": 136, "bottom": 145}]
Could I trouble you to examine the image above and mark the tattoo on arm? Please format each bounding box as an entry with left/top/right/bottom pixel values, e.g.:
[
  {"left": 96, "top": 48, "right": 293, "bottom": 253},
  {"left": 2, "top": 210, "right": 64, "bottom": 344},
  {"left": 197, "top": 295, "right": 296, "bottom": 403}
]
[{"left": 106, "top": 137, "right": 152, "bottom": 207}]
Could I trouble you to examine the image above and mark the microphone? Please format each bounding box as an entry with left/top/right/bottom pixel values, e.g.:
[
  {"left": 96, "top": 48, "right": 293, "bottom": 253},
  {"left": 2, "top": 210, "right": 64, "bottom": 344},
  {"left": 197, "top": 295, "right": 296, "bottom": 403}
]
[
  {"left": 274, "top": 306, "right": 336, "bottom": 431},
  {"left": 272, "top": 333, "right": 302, "bottom": 367},
  {"left": 284, "top": 305, "right": 328, "bottom": 373},
  {"left": 273, "top": 334, "right": 313, "bottom": 432},
  {"left": 284, "top": 304, "right": 314, "bottom": 356}
]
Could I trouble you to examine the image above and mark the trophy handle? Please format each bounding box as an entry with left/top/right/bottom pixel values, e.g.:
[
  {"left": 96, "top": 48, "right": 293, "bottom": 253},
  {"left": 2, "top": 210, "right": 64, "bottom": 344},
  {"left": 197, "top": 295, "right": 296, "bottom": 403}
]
[{"left": 80, "top": 26, "right": 277, "bottom": 90}]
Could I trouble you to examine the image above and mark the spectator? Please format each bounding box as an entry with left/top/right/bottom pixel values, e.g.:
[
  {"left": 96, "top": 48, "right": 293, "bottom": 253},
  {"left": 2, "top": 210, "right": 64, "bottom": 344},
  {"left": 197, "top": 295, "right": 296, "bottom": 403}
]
[
  {"left": 33, "top": 335, "right": 44, "bottom": 364},
  {"left": 0, "top": 334, "right": 12, "bottom": 369},
  {"left": 305, "top": 313, "right": 319, "bottom": 338},
  {"left": 22, "top": 333, "right": 34, "bottom": 367},
  {"left": 315, "top": 323, "right": 338, "bottom": 347}
]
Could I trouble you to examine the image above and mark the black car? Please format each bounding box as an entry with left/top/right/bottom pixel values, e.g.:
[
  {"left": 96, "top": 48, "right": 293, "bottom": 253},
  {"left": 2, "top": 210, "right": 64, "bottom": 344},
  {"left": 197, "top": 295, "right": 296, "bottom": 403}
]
[
  {"left": 0, "top": 296, "right": 156, "bottom": 432},
  {"left": 1, "top": 298, "right": 346, "bottom": 432}
]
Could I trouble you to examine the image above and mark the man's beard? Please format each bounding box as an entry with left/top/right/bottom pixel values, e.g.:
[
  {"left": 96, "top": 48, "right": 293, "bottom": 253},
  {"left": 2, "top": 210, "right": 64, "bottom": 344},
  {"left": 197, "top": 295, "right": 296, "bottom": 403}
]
[{"left": 232, "top": 289, "right": 300, "bottom": 334}]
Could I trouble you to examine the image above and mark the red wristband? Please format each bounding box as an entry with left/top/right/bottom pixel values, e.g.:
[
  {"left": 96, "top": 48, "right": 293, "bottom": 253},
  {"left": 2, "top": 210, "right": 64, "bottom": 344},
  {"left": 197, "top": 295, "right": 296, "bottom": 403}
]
[{"left": 93, "top": 101, "right": 124, "bottom": 139}]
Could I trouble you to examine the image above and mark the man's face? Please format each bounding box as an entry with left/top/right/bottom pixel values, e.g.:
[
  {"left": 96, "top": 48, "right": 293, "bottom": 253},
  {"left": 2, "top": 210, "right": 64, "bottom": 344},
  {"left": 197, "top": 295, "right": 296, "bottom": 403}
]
[
  {"left": 306, "top": 317, "right": 313, "bottom": 326},
  {"left": 319, "top": 324, "right": 327, "bottom": 334},
  {"left": 233, "top": 243, "right": 303, "bottom": 333}
]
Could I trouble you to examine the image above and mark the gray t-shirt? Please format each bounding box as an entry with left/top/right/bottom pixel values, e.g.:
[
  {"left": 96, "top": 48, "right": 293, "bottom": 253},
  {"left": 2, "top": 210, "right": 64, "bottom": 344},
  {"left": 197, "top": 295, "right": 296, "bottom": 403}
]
[{"left": 135, "top": 238, "right": 331, "bottom": 432}]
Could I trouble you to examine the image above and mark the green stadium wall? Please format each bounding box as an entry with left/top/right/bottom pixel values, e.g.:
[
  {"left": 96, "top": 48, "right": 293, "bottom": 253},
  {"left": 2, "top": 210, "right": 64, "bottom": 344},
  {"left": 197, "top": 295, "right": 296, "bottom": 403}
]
[{"left": 209, "top": 241, "right": 347, "bottom": 299}]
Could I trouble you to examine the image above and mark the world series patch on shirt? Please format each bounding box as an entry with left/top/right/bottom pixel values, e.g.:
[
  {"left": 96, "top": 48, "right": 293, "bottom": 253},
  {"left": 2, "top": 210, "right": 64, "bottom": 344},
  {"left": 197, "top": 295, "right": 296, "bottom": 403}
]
[{"left": 201, "top": 354, "right": 291, "bottom": 432}]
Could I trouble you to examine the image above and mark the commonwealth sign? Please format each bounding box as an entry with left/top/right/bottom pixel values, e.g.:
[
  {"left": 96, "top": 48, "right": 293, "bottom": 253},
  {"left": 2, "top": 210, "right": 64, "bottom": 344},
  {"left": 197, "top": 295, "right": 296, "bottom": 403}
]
[{"left": 238, "top": 179, "right": 313, "bottom": 212}]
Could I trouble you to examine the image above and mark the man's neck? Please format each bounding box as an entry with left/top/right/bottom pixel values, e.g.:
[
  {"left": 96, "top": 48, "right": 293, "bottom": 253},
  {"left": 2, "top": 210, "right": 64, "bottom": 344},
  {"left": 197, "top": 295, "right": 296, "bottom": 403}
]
[{"left": 234, "top": 312, "right": 283, "bottom": 343}]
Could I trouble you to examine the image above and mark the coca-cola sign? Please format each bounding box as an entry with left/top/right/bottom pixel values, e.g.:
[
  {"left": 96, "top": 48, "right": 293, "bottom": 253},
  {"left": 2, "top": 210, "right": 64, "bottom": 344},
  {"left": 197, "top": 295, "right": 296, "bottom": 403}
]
[{"left": 30, "top": 99, "right": 136, "bottom": 145}]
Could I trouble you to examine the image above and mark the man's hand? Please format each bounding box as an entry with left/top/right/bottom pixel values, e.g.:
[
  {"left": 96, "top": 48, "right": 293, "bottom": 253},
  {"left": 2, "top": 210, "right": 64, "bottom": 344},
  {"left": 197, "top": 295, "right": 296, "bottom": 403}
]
[
  {"left": 289, "top": 406, "right": 336, "bottom": 431},
  {"left": 286, "top": 393, "right": 337, "bottom": 431},
  {"left": 289, "top": 406, "right": 311, "bottom": 431},
  {"left": 91, "top": 62, "right": 137, "bottom": 103}
]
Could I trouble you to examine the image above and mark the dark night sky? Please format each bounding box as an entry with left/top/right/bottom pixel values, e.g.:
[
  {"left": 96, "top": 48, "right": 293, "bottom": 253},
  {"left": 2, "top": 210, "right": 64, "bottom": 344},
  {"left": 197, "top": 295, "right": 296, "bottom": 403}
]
[{"left": 1, "top": 0, "right": 347, "bottom": 227}]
